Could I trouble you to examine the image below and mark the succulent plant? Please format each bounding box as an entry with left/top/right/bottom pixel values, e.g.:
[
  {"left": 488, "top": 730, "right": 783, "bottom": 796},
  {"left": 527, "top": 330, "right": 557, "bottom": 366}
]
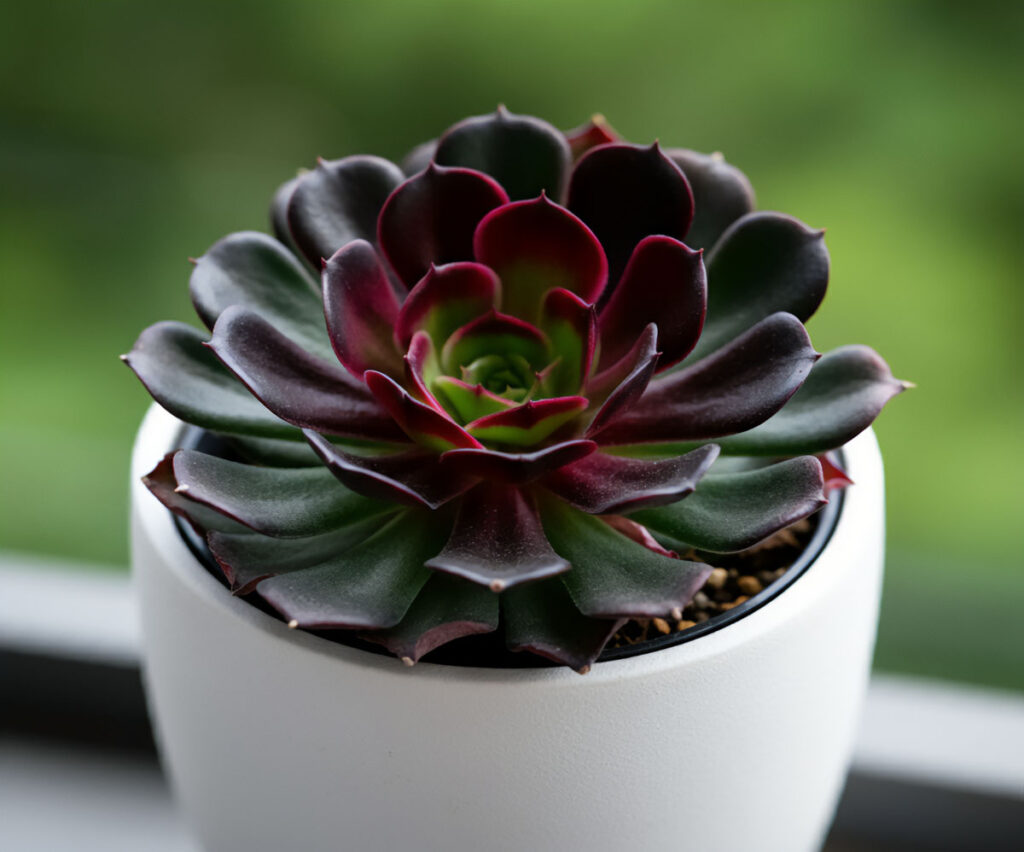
[{"left": 125, "top": 108, "right": 908, "bottom": 672}]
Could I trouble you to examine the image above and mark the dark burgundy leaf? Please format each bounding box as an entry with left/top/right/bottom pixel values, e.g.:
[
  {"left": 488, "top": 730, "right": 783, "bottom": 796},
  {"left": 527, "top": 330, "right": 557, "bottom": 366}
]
[
  {"left": 395, "top": 262, "right": 501, "bottom": 349},
  {"left": 473, "top": 195, "right": 607, "bottom": 318},
  {"left": 631, "top": 457, "right": 826, "bottom": 553},
  {"left": 142, "top": 453, "right": 250, "bottom": 536},
  {"left": 322, "top": 240, "right": 403, "bottom": 378},
  {"left": 595, "top": 313, "right": 819, "bottom": 444},
  {"left": 465, "top": 396, "right": 587, "bottom": 446},
  {"left": 269, "top": 174, "right": 302, "bottom": 254},
  {"left": 435, "top": 106, "right": 571, "bottom": 202},
  {"left": 364, "top": 371, "right": 482, "bottom": 451},
  {"left": 666, "top": 148, "right": 755, "bottom": 251},
  {"left": 426, "top": 483, "right": 569, "bottom": 591},
  {"left": 568, "top": 143, "right": 694, "bottom": 290},
  {"left": 440, "top": 440, "right": 597, "bottom": 484},
  {"left": 542, "top": 444, "right": 719, "bottom": 514},
  {"left": 207, "top": 306, "right": 405, "bottom": 442},
  {"left": 377, "top": 163, "right": 508, "bottom": 288},
  {"left": 584, "top": 324, "right": 660, "bottom": 436},
  {"left": 124, "top": 321, "right": 300, "bottom": 440},
  {"left": 539, "top": 288, "right": 597, "bottom": 395},
  {"left": 564, "top": 114, "right": 621, "bottom": 161},
  {"left": 597, "top": 236, "right": 706, "bottom": 372},
  {"left": 304, "top": 430, "right": 478, "bottom": 510},
  {"left": 287, "top": 155, "right": 405, "bottom": 268}
]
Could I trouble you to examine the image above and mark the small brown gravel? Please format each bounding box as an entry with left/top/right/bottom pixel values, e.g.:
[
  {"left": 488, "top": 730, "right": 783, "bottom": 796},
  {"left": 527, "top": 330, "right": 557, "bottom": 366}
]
[{"left": 606, "top": 516, "right": 816, "bottom": 650}]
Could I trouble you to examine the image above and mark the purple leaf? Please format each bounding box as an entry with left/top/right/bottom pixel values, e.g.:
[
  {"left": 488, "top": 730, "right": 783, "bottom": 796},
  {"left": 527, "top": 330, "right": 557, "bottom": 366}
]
[
  {"left": 435, "top": 106, "right": 571, "bottom": 202},
  {"left": 440, "top": 440, "right": 597, "bottom": 484},
  {"left": 542, "top": 445, "right": 719, "bottom": 514},
  {"left": 322, "top": 240, "right": 403, "bottom": 378},
  {"left": 597, "top": 236, "right": 706, "bottom": 372},
  {"left": 473, "top": 195, "right": 607, "bottom": 318},
  {"left": 257, "top": 510, "right": 447, "bottom": 630},
  {"left": 568, "top": 143, "right": 694, "bottom": 291},
  {"left": 584, "top": 324, "right": 660, "bottom": 436},
  {"left": 361, "top": 573, "right": 499, "bottom": 665},
  {"left": 171, "top": 450, "right": 391, "bottom": 538},
  {"left": 304, "top": 430, "right": 478, "bottom": 510},
  {"left": 207, "top": 306, "right": 406, "bottom": 442},
  {"left": 142, "top": 453, "right": 250, "bottom": 536},
  {"left": 190, "top": 232, "right": 328, "bottom": 358},
  {"left": 377, "top": 163, "right": 508, "bottom": 288},
  {"left": 712, "top": 345, "right": 911, "bottom": 455},
  {"left": 539, "top": 288, "right": 597, "bottom": 395},
  {"left": 426, "top": 483, "right": 570, "bottom": 591},
  {"left": 687, "top": 212, "right": 829, "bottom": 362},
  {"left": 465, "top": 396, "right": 588, "bottom": 446},
  {"left": 631, "top": 457, "right": 827, "bottom": 553},
  {"left": 542, "top": 500, "right": 711, "bottom": 620},
  {"left": 286, "top": 155, "right": 405, "bottom": 269},
  {"left": 502, "top": 577, "right": 625, "bottom": 674},
  {"left": 400, "top": 139, "right": 437, "bottom": 176},
  {"left": 124, "top": 321, "right": 300, "bottom": 440},
  {"left": 395, "top": 262, "right": 501, "bottom": 350},
  {"left": 595, "top": 313, "right": 819, "bottom": 444},
  {"left": 403, "top": 331, "right": 443, "bottom": 408},
  {"left": 269, "top": 175, "right": 302, "bottom": 255},
  {"left": 665, "top": 148, "right": 755, "bottom": 251},
  {"left": 365, "top": 370, "right": 483, "bottom": 452}
]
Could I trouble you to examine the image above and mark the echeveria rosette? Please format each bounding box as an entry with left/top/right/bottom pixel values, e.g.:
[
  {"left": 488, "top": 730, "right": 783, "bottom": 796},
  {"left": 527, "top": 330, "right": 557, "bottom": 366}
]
[{"left": 125, "top": 108, "right": 910, "bottom": 673}]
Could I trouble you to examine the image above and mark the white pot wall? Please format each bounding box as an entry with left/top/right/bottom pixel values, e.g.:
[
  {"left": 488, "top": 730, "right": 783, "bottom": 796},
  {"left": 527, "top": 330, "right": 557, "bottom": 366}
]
[{"left": 132, "top": 404, "right": 885, "bottom": 852}]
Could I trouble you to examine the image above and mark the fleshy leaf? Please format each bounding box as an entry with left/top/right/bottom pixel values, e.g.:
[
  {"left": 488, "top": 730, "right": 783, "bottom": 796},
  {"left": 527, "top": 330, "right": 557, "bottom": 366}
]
[
  {"left": 403, "top": 331, "right": 442, "bottom": 407},
  {"left": 172, "top": 450, "right": 391, "bottom": 538},
  {"left": 542, "top": 444, "right": 719, "bottom": 514},
  {"left": 597, "top": 236, "right": 706, "bottom": 372},
  {"left": 568, "top": 143, "right": 694, "bottom": 290},
  {"left": 440, "top": 440, "right": 597, "bottom": 484},
  {"left": 710, "top": 345, "right": 910, "bottom": 456},
  {"left": 565, "top": 114, "right": 620, "bottom": 160},
  {"left": 432, "top": 376, "right": 517, "bottom": 423},
  {"left": 425, "top": 483, "right": 569, "bottom": 591},
  {"left": 269, "top": 174, "right": 302, "bottom": 253},
  {"left": 287, "top": 155, "right": 405, "bottom": 269},
  {"left": 395, "top": 262, "right": 501, "bottom": 350},
  {"left": 365, "top": 371, "right": 482, "bottom": 452},
  {"left": 361, "top": 572, "right": 499, "bottom": 665},
  {"left": 600, "top": 515, "right": 677, "bottom": 559},
  {"left": 304, "top": 430, "right": 478, "bottom": 510},
  {"left": 819, "top": 454, "right": 854, "bottom": 494},
  {"left": 539, "top": 288, "right": 597, "bottom": 395},
  {"left": 209, "top": 515, "right": 396, "bottom": 595},
  {"left": 142, "top": 454, "right": 250, "bottom": 535},
  {"left": 435, "top": 106, "right": 571, "bottom": 202},
  {"left": 585, "top": 323, "right": 660, "bottom": 433},
  {"left": 378, "top": 163, "right": 508, "bottom": 288},
  {"left": 224, "top": 434, "right": 323, "bottom": 468},
  {"left": 400, "top": 139, "right": 437, "bottom": 176},
  {"left": 322, "top": 240, "right": 403, "bottom": 378},
  {"left": 207, "top": 306, "right": 405, "bottom": 442},
  {"left": 631, "top": 457, "right": 826, "bottom": 553},
  {"left": 595, "top": 313, "right": 819, "bottom": 444},
  {"left": 473, "top": 195, "right": 607, "bottom": 318},
  {"left": 189, "top": 231, "right": 329, "bottom": 358},
  {"left": 687, "top": 212, "right": 829, "bottom": 362},
  {"left": 124, "top": 321, "right": 300, "bottom": 440},
  {"left": 542, "top": 500, "right": 711, "bottom": 620},
  {"left": 465, "top": 396, "right": 587, "bottom": 446},
  {"left": 440, "top": 310, "right": 549, "bottom": 375},
  {"left": 502, "top": 577, "right": 624, "bottom": 674},
  {"left": 666, "top": 149, "right": 755, "bottom": 251},
  {"left": 257, "top": 510, "right": 446, "bottom": 630}
]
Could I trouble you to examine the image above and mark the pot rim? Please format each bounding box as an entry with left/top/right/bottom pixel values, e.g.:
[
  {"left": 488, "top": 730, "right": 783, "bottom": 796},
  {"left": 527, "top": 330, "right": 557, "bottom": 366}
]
[{"left": 132, "top": 404, "right": 879, "bottom": 686}]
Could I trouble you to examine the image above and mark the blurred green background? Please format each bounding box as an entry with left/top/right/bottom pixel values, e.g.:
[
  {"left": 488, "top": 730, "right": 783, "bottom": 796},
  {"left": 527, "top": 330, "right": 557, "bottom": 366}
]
[{"left": 1, "top": 0, "right": 1021, "bottom": 689}]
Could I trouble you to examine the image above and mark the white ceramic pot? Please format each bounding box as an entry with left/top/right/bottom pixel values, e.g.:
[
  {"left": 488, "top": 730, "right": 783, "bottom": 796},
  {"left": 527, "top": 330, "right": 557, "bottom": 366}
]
[{"left": 132, "top": 404, "right": 885, "bottom": 852}]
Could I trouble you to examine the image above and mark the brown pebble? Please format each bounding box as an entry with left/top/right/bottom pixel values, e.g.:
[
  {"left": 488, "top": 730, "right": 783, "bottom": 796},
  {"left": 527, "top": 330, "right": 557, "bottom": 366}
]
[
  {"left": 737, "top": 576, "right": 763, "bottom": 596},
  {"left": 706, "top": 567, "right": 728, "bottom": 590},
  {"left": 720, "top": 595, "right": 750, "bottom": 611},
  {"left": 676, "top": 620, "right": 696, "bottom": 631},
  {"left": 694, "top": 612, "right": 710, "bottom": 622},
  {"left": 652, "top": 617, "right": 671, "bottom": 635},
  {"left": 693, "top": 591, "right": 711, "bottom": 609}
]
